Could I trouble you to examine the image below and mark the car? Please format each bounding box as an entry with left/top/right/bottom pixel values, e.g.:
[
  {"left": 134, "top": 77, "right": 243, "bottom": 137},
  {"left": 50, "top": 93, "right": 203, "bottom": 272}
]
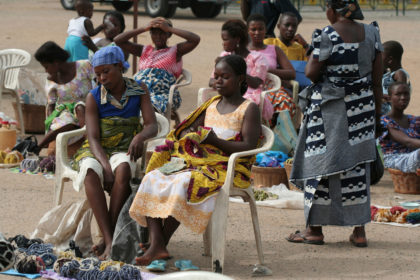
[{"left": 60, "top": 0, "right": 228, "bottom": 18}]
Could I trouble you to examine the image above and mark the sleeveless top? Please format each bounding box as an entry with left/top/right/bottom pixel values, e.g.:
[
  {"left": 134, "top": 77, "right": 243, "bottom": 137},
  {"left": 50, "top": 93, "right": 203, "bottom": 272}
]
[
  {"left": 67, "top": 16, "right": 88, "bottom": 37},
  {"left": 204, "top": 99, "right": 251, "bottom": 140},
  {"left": 138, "top": 45, "right": 183, "bottom": 78},
  {"left": 254, "top": 44, "right": 277, "bottom": 70},
  {"left": 382, "top": 68, "right": 410, "bottom": 96}
]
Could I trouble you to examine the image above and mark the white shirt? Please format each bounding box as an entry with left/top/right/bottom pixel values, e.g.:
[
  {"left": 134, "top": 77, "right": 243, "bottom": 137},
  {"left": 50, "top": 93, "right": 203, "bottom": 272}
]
[{"left": 67, "top": 16, "right": 88, "bottom": 37}]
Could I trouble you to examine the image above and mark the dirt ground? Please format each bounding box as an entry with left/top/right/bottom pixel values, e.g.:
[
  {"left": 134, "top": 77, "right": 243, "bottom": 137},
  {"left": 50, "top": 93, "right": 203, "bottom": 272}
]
[{"left": 1, "top": 0, "right": 420, "bottom": 279}]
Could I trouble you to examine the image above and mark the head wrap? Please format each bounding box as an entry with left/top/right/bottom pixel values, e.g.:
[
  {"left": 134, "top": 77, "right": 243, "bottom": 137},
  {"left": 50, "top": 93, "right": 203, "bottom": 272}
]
[
  {"left": 91, "top": 45, "right": 130, "bottom": 70},
  {"left": 326, "top": 0, "right": 364, "bottom": 20}
]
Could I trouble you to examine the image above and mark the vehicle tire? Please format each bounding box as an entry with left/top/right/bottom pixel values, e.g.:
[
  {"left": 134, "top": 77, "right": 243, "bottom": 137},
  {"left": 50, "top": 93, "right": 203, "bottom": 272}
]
[
  {"left": 190, "top": 1, "right": 222, "bottom": 18},
  {"left": 61, "top": 0, "right": 75, "bottom": 10},
  {"left": 165, "top": 5, "right": 177, "bottom": 18},
  {"left": 145, "top": 0, "right": 170, "bottom": 17},
  {"left": 112, "top": 1, "right": 134, "bottom": 12}
]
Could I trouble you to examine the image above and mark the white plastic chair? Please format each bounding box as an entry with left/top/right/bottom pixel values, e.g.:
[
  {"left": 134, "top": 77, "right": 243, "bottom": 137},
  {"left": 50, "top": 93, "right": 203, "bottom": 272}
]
[
  {"left": 154, "top": 271, "right": 234, "bottom": 280},
  {"left": 197, "top": 88, "right": 274, "bottom": 273},
  {"left": 165, "top": 69, "right": 192, "bottom": 124},
  {"left": 54, "top": 113, "right": 169, "bottom": 206},
  {"left": 290, "top": 80, "right": 301, "bottom": 129},
  {"left": 0, "top": 49, "right": 31, "bottom": 135}
]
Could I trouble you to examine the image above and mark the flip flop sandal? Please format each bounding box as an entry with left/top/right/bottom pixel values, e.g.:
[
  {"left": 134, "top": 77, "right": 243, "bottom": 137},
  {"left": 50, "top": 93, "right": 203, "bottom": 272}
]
[
  {"left": 146, "top": 259, "right": 167, "bottom": 272},
  {"left": 349, "top": 234, "right": 367, "bottom": 248},
  {"left": 174, "top": 259, "right": 199, "bottom": 271},
  {"left": 286, "top": 230, "right": 325, "bottom": 245}
]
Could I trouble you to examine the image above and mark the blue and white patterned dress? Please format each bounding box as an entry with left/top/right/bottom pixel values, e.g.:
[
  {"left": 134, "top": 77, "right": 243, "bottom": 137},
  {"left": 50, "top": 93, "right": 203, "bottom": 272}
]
[{"left": 290, "top": 22, "right": 383, "bottom": 226}]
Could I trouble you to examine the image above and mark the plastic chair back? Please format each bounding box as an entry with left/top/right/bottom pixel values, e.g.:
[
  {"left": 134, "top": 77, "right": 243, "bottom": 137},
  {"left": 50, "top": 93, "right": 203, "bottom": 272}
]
[{"left": 0, "top": 49, "right": 31, "bottom": 91}]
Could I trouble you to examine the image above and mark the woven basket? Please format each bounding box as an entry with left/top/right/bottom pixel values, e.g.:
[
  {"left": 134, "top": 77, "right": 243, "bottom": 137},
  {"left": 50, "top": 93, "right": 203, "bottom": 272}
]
[
  {"left": 388, "top": 168, "right": 420, "bottom": 194},
  {"left": 283, "top": 162, "right": 301, "bottom": 191},
  {"left": 12, "top": 103, "right": 46, "bottom": 134},
  {"left": 251, "top": 165, "right": 289, "bottom": 188}
]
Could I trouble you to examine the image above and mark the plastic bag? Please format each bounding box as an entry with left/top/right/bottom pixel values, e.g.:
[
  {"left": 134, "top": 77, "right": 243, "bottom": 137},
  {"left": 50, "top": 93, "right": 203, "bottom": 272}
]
[
  {"left": 271, "top": 110, "right": 297, "bottom": 154},
  {"left": 17, "top": 68, "right": 47, "bottom": 105},
  {"left": 31, "top": 199, "right": 93, "bottom": 254},
  {"left": 256, "top": 151, "right": 289, "bottom": 167}
]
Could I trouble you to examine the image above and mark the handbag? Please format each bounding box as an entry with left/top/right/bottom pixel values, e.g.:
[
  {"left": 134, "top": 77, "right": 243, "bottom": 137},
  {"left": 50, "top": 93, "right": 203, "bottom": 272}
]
[
  {"left": 12, "top": 135, "right": 39, "bottom": 158},
  {"left": 370, "top": 144, "right": 384, "bottom": 185}
]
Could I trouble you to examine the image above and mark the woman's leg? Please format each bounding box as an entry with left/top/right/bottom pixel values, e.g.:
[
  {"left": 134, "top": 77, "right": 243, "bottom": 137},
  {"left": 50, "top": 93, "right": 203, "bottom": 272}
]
[
  {"left": 136, "top": 217, "right": 170, "bottom": 265},
  {"left": 139, "top": 216, "right": 180, "bottom": 252},
  {"left": 109, "top": 163, "right": 132, "bottom": 233},
  {"left": 84, "top": 169, "right": 113, "bottom": 260},
  {"left": 350, "top": 226, "right": 367, "bottom": 247}
]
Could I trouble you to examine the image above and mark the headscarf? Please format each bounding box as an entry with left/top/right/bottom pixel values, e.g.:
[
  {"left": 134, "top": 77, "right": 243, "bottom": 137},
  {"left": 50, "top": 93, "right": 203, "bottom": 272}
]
[
  {"left": 326, "top": 0, "right": 364, "bottom": 20},
  {"left": 91, "top": 45, "right": 130, "bottom": 70}
]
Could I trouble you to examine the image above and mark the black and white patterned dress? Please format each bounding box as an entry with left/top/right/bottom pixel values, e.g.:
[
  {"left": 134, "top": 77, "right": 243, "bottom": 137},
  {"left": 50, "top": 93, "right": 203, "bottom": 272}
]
[{"left": 290, "top": 22, "right": 383, "bottom": 226}]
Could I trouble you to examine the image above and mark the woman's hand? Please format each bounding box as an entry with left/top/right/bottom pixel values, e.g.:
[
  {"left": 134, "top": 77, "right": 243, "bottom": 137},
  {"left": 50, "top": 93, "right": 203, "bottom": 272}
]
[
  {"left": 103, "top": 167, "right": 115, "bottom": 193},
  {"left": 202, "top": 129, "right": 218, "bottom": 146},
  {"left": 127, "top": 134, "right": 145, "bottom": 162},
  {"left": 294, "top": 34, "right": 308, "bottom": 49},
  {"left": 151, "top": 18, "right": 171, "bottom": 32}
]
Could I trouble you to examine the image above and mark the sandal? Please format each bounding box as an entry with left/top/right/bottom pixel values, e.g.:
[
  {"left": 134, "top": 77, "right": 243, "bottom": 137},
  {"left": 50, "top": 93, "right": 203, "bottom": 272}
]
[
  {"left": 286, "top": 230, "right": 325, "bottom": 245},
  {"left": 146, "top": 259, "right": 167, "bottom": 272},
  {"left": 349, "top": 234, "right": 367, "bottom": 248},
  {"left": 174, "top": 259, "right": 199, "bottom": 271}
]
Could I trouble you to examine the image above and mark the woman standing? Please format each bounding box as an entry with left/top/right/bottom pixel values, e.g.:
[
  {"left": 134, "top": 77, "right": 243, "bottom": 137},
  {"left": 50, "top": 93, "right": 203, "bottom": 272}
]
[{"left": 287, "top": 0, "right": 383, "bottom": 247}]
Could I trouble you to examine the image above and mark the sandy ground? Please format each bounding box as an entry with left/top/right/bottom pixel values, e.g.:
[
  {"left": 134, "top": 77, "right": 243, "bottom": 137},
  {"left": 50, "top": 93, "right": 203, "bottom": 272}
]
[{"left": 1, "top": 0, "right": 420, "bottom": 279}]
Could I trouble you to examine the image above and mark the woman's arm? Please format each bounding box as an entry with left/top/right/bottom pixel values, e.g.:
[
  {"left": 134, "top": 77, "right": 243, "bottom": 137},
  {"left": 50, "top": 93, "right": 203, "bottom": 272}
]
[
  {"left": 127, "top": 91, "right": 158, "bottom": 161},
  {"left": 81, "top": 35, "right": 99, "bottom": 53},
  {"left": 84, "top": 19, "right": 105, "bottom": 37},
  {"left": 85, "top": 93, "right": 114, "bottom": 189},
  {"left": 204, "top": 102, "right": 261, "bottom": 155},
  {"left": 46, "top": 88, "right": 57, "bottom": 116},
  {"left": 388, "top": 127, "right": 420, "bottom": 150},
  {"left": 246, "top": 75, "right": 263, "bottom": 89},
  {"left": 179, "top": 111, "right": 206, "bottom": 139},
  {"left": 114, "top": 24, "right": 151, "bottom": 57},
  {"left": 154, "top": 19, "right": 200, "bottom": 60},
  {"left": 269, "top": 46, "right": 296, "bottom": 80},
  {"left": 305, "top": 53, "right": 325, "bottom": 82},
  {"left": 240, "top": 0, "right": 250, "bottom": 21}
]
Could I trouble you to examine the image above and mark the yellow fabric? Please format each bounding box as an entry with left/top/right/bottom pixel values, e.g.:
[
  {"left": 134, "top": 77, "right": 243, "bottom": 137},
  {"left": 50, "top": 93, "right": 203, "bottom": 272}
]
[
  {"left": 264, "top": 38, "right": 307, "bottom": 61},
  {"left": 146, "top": 95, "right": 256, "bottom": 204}
]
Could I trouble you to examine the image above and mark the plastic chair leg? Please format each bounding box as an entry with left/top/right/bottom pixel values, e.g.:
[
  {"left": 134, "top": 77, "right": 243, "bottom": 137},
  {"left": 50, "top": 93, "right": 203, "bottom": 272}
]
[
  {"left": 247, "top": 193, "right": 265, "bottom": 265},
  {"left": 54, "top": 177, "right": 65, "bottom": 206},
  {"left": 203, "top": 221, "right": 212, "bottom": 257},
  {"left": 210, "top": 189, "right": 229, "bottom": 273}
]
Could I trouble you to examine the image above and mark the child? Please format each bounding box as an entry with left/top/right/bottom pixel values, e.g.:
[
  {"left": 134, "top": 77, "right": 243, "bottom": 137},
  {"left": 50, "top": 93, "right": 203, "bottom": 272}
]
[
  {"left": 72, "top": 45, "right": 158, "bottom": 260},
  {"left": 381, "top": 40, "right": 411, "bottom": 114},
  {"left": 64, "top": 0, "right": 107, "bottom": 62},
  {"left": 129, "top": 55, "right": 261, "bottom": 265},
  {"left": 264, "top": 12, "right": 308, "bottom": 61},
  {"left": 114, "top": 17, "right": 200, "bottom": 124},
  {"left": 379, "top": 82, "right": 419, "bottom": 174},
  {"left": 208, "top": 19, "right": 274, "bottom": 122}
]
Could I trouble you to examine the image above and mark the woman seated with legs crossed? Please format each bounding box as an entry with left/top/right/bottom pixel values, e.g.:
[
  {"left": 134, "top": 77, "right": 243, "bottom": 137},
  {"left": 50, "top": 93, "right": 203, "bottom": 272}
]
[
  {"left": 129, "top": 55, "right": 261, "bottom": 265},
  {"left": 114, "top": 17, "right": 200, "bottom": 125},
  {"left": 379, "top": 82, "right": 420, "bottom": 175},
  {"left": 72, "top": 46, "right": 158, "bottom": 260}
]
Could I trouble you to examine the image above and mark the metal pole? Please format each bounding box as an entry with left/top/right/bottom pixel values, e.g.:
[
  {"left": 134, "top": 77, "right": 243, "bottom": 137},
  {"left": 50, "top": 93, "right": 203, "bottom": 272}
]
[{"left": 132, "top": 0, "right": 138, "bottom": 76}]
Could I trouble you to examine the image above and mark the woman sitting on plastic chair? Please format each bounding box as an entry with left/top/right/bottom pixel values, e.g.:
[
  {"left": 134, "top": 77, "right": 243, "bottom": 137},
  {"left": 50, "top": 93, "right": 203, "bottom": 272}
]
[
  {"left": 71, "top": 46, "right": 158, "bottom": 260},
  {"left": 129, "top": 55, "right": 261, "bottom": 265}
]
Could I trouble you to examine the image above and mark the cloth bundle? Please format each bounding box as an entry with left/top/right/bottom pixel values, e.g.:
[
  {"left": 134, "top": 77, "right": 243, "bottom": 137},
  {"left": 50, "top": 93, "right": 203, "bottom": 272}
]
[
  {"left": 371, "top": 206, "right": 420, "bottom": 224},
  {"left": 255, "top": 151, "right": 290, "bottom": 167}
]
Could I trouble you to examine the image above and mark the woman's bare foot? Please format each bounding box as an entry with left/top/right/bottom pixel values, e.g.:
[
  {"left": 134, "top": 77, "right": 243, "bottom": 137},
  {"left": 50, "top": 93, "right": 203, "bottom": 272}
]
[
  {"left": 98, "top": 244, "right": 112, "bottom": 260},
  {"left": 135, "top": 245, "right": 170, "bottom": 266}
]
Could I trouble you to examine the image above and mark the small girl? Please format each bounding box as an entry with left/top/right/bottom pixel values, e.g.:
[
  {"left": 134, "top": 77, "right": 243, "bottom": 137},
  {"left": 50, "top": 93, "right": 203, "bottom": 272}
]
[
  {"left": 379, "top": 82, "right": 419, "bottom": 174},
  {"left": 129, "top": 55, "right": 261, "bottom": 265},
  {"left": 72, "top": 45, "right": 158, "bottom": 260},
  {"left": 246, "top": 14, "right": 297, "bottom": 121},
  {"left": 209, "top": 19, "right": 274, "bottom": 121},
  {"left": 64, "top": 0, "right": 107, "bottom": 62},
  {"left": 114, "top": 17, "right": 200, "bottom": 122}
]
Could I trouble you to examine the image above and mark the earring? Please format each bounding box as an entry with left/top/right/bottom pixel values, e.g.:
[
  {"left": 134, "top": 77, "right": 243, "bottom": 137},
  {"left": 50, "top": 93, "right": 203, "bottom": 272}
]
[{"left": 236, "top": 43, "right": 240, "bottom": 48}]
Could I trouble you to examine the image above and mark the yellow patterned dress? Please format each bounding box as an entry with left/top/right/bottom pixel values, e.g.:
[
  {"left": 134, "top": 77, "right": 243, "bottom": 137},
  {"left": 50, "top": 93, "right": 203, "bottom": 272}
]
[{"left": 129, "top": 98, "right": 252, "bottom": 234}]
